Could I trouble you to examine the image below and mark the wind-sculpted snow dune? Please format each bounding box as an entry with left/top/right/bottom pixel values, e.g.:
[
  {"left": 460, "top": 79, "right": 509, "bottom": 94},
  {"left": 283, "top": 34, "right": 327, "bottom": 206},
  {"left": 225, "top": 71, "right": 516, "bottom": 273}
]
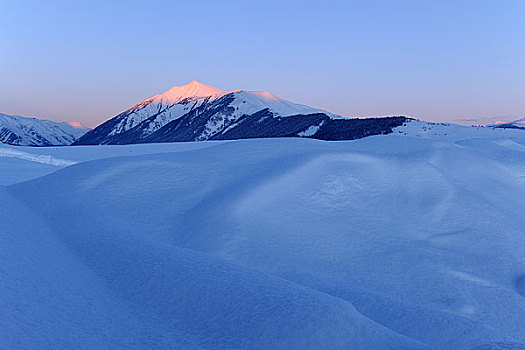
[{"left": 4, "top": 135, "right": 525, "bottom": 349}]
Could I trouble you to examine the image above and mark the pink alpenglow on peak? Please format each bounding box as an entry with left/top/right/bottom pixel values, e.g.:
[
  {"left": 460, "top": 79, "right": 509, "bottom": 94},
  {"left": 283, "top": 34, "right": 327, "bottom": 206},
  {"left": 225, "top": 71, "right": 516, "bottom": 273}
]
[
  {"left": 75, "top": 80, "right": 352, "bottom": 145},
  {"left": 66, "top": 121, "right": 89, "bottom": 129},
  {"left": 146, "top": 80, "right": 236, "bottom": 104},
  {"left": 248, "top": 91, "right": 283, "bottom": 101},
  {"left": 142, "top": 81, "right": 341, "bottom": 118}
]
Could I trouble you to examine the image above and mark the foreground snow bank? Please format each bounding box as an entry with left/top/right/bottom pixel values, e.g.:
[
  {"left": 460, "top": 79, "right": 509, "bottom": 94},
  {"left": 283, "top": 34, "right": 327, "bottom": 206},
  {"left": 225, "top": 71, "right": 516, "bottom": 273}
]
[
  {"left": 1, "top": 185, "right": 423, "bottom": 349},
  {"left": 3, "top": 133, "right": 525, "bottom": 349},
  {"left": 0, "top": 141, "right": 222, "bottom": 185}
]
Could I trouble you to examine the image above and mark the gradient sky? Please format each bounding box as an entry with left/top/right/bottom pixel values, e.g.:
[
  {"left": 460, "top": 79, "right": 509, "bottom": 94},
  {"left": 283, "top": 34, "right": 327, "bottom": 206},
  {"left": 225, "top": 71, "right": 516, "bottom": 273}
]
[{"left": 1, "top": 0, "right": 524, "bottom": 128}]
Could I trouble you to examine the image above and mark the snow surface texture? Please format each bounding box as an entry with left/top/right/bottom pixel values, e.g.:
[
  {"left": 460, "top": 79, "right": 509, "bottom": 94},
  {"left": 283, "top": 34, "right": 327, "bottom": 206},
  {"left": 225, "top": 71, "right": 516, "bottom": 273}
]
[
  {"left": 2, "top": 123, "right": 525, "bottom": 349},
  {"left": 0, "top": 113, "right": 88, "bottom": 146},
  {"left": 0, "top": 141, "right": 221, "bottom": 185}
]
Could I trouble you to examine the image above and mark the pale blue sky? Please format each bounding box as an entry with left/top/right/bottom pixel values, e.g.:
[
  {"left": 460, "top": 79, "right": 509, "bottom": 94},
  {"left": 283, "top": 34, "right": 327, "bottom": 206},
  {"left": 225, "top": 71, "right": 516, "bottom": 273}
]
[{"left": 1, "top": 0, "right": 524, "bottom": 127}]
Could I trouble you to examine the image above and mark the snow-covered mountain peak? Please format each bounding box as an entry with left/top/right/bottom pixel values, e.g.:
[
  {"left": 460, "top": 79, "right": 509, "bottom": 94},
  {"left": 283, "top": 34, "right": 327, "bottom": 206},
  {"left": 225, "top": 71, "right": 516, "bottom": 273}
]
[
  {"left": 76, "top": 81, "right": 388, "bottom": 145},
  {"left": 147, "top": 81, "right": 232, "bottom": 104},
  {"left": 139, "top": 81, "right": 340, "bottom": 118}
]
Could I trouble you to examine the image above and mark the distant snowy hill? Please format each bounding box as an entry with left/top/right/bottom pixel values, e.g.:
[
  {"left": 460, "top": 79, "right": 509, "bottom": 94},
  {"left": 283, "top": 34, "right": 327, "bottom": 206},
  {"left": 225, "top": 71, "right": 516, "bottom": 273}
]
[
  {"left": 74, "top": 81, "right": 407, "bottom": 145},
  {"left": 490, "top": 117, "right": 525, "bottom": 130},
  {"left": 393, "top": 119, "right": 525, "bottom": 140},
  {"left": 0, "top": 113, "right": 88, "bottom": 146}
]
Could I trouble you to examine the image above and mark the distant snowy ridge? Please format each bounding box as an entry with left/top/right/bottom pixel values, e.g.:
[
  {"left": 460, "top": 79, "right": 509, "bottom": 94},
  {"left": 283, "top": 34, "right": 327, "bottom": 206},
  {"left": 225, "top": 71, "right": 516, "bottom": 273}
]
[
  {"left": 489, "top": 117, "right": 525, "bottom": 130},
  {"left": 394, "top": 119, "right": 525, "bottom": 140},
  {"left": 74, "top": 81, "right": 407, "bottom": 145},
  {"left": 0, "top": 113, "right": 88, "bottom": 146}
]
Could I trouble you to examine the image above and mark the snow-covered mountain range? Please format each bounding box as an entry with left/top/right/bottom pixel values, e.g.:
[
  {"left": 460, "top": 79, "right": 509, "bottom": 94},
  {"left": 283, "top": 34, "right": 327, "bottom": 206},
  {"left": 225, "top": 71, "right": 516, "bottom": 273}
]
[
  {"left": 0, "top": 113, "right": 88, "bottom": 146},
  {"left": 74, "top": 81, "right": 407, "bottom": 145}
]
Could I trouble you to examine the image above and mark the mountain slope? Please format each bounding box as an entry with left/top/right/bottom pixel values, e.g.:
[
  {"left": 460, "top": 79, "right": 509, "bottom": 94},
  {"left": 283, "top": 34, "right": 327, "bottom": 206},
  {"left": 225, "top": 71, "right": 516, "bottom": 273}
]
[
  {"left": 74, "top": 81, "right": 407, "bottom": 145},
  {"left": 0, "top": 113, "right": 88, "bottom": 146}
]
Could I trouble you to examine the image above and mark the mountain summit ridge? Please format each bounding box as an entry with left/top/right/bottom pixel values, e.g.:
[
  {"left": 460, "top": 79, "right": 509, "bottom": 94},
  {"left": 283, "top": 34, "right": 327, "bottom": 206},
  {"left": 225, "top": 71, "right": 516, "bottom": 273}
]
[{"left": 146, "top": 81, "right": 234, "bottom": 104}]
